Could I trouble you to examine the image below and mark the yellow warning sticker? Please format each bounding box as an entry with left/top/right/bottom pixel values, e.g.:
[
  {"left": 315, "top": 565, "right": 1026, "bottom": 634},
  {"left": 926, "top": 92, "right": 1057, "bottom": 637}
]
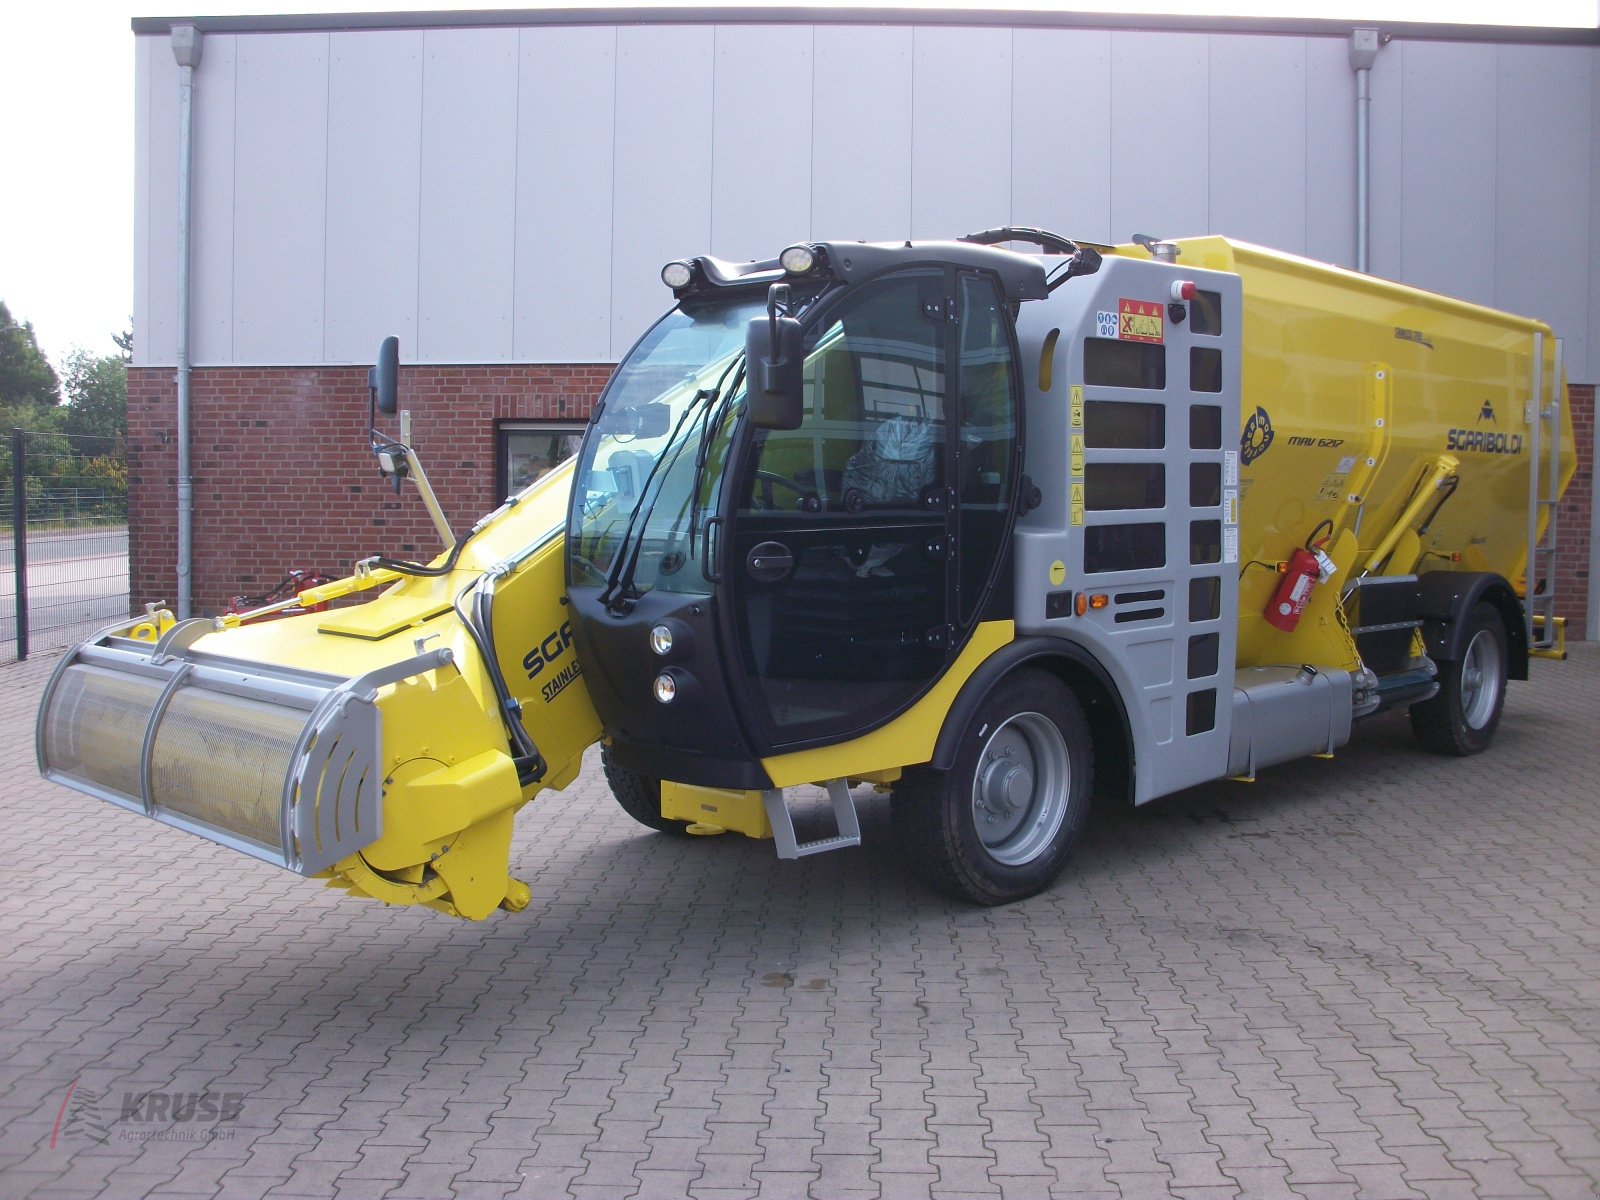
[
  {"left": 1070, "top": 483, "right": 1085, "bottom": 526},
  {"left": 1118, "top": 298, "right": 1164, "bottom": 344},
  {"left": 1070, "top": 434, "right": 1085, "bottom": 477},
  {"left": 1049, "top": 560, "right": 1066, "bottom": 586},
  {"left": 1070, "top": 384, "right": 1084, "bottom": 429}
]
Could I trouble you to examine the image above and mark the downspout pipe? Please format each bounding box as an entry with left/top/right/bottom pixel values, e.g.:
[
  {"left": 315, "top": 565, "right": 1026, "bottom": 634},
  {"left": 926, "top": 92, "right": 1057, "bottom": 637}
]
[
  {"left": 171, "top": 25, "right": 202, "bottom": 620},
  {"left": 1350, "top": 28, "right": 1382, "bottom": 275}
]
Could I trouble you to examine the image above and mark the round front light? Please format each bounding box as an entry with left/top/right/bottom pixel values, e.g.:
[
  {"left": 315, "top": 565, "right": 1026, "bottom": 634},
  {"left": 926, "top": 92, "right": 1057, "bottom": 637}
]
[
  {"left": 653, "top": 673, "right": 677, "bottom": 704},
  {"left": 649, "top": 624, "right": 674, "bottom": 656},
  {"left": 661, "top": 261, "right": 694, "bottom": 289},
  {"left": 779, "top": 244, "right": 815, "bottom": 274}
]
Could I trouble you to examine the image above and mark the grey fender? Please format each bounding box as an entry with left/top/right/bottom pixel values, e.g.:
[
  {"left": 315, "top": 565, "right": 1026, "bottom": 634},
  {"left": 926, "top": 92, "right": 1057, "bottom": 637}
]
[
  {"left": 929, "top": 636, "right": 1136, "bottom": 804},
  {"left": 1414, "top": 571, "right": 1528, "bottom": 682}
]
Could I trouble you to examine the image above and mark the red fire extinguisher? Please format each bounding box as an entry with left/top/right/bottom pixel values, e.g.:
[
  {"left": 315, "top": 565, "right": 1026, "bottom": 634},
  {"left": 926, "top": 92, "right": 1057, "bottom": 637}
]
[{"left": 1264, "top": 521, "right": 1335, "bottom": 633}]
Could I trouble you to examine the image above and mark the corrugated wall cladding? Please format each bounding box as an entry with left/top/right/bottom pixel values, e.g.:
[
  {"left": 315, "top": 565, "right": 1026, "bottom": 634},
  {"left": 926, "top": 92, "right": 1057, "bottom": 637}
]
[
  {"left": 126, "top": 364, "right": 611, "bottom": 614},
  {"left": 133, "top": 25, "right": 1600, "bottom": 381}
]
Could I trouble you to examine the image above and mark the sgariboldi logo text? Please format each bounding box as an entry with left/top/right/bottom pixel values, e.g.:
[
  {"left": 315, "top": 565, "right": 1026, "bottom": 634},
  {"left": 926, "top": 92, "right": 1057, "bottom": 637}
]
[{"left": 1446, "top": 428, "right": 1524, "bottom": 455}]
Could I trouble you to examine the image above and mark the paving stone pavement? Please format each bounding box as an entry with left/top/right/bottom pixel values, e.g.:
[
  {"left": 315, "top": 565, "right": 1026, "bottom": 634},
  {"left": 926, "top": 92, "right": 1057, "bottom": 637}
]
[{"left": 2, "top": 643, "right": 1599, "bottom": 1199}]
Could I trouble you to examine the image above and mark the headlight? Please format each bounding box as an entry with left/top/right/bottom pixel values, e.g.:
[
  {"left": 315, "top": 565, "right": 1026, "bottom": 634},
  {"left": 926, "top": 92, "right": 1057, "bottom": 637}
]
[
  {"left": 779, "top": 244, "right": 815, "bottom": 274},
  {"left": 653, "top": 673, "right": 677, "bottom": 704},
  {"left": 661, "top": 261, "right": 693, "bottom": 289},
  {"left": 649, "top": 624, "right": 674, "bottom": 656}
]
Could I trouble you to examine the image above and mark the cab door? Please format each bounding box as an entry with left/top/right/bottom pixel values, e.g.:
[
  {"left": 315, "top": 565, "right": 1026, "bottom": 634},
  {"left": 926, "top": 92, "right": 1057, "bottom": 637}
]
[{"left": 724, "top": 269, "right": 1021, "bottom": 754}]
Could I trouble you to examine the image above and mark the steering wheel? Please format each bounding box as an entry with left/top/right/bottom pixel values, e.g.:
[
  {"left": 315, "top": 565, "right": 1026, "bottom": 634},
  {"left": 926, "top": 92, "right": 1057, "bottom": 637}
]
[{"left": 751, "top": 470, "right": 813, "bottom": 511}]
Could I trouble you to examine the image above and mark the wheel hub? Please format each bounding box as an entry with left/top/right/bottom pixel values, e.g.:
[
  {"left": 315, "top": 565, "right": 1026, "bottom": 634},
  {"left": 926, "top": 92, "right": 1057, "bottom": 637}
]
[
  {"left": 969, "top": 711, "right": 1071, "bottom": 866},
  {"left": 978, "top": 753, "right": 1034, "bottom": 828}
]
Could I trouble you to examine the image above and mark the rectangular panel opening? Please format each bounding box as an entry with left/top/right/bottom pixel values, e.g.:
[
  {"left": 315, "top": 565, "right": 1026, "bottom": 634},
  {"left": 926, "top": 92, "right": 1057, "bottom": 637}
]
[
  {"left": 1190, "top": 519, "right": 1222, "bottom": 564},
  {"left": 1190, "top": 346, "right": 1222, "bottom": 393},
  {"left": 1186, "top": 689, "right": 1217, "bottom": 735},
  {"left": 1084, "top": 523, "right": 1166, "bottom": 573},
  {"left": 1190, "top": 405, "right": 1222, "bottom": 449},
  {"left": 1085, "top": 338, "right": 1166, "bottom": 390},
  {"left": 1190, "top": 462, "right": 1221, "bottom": 508},
  {"left": 1187, "top": 632, "right": 1220, "bottom": 679},
  {"left": 1085, "top": 400, "right": 1165, "bottom": 449},
  {"left": 1189, "top": 576, "right": 1221, "bottom": 622},
  {"left": 1085, "top": 463, "right": 1165, "bottom": 510},
  {"left": 1191, "top": 289, "right": 1223, "bottom": 336}
]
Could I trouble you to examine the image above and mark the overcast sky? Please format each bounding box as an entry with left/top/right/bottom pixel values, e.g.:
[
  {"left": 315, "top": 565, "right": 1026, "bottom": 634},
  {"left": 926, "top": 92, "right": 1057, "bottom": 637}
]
[{"left": 2, "top": 0, "right": 1596, "bottom": 373}]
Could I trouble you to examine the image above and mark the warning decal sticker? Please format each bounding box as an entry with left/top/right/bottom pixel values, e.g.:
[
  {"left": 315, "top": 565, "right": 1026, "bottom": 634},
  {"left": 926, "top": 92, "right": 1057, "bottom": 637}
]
[{"left": 1118, "top": 298, "right": 1164, "bottom": 344}]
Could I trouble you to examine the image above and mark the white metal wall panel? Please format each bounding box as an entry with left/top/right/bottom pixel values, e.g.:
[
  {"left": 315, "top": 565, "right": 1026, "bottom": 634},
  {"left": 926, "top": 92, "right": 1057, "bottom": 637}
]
[
  {"left": 1591, "top": 54, "right": 1600, "bottom": 386},
  {"left": 513, "top": 27, "right": 616, "bottom": 364},
  {"left": 1109, "top": 32, "right": 1209, "bottom": 243},
  {"left": 1366, "top": 40, "right": 1407, "bottom": 285},
  {"left": 811, "top": 26, "right": 914, "bottom": 242},
  {"left": 133, "top": 37, "right": 155, "bottom": 366},
  {"left": 910, "top": 27, "right": 1012, "bottom": 240},
  {"left": 708, "top": 25, "right": 813, "bottom": 264},
  {"left": 1303, "top": 35, "right": 1356, "bottom": 270},
  {"left": 1494, "top": 45, "right": 1594, "bottom": 379},
  {"left": 610, "top": 26, "right": 715, "bottom": 359},
  {"left": 231, "top": 33, "right": 329, "bottom": 364},
  {"left": 189, "top": 34, "right": 236, "bottom": 366},
  {"left": 1010, "top": 29, "right": 1113, "bottom": 244},
  {"left": 324, "top": 31, "right": 423, "bottom": 365},
  {"left": 137, "top": 37, "right": 181, "bottom": 367},
  {"left": 1400, "top": 42, "right": 1499, "bottom": 308},
  {"left": 416, "top": 29, "right": 518, "bottom": 362},
  {"left": 1208, "top": 36, "right": 1306, "bottom": 257},
  {"left": 132, "top": 23, "right": 1598, "bottom": 382}
]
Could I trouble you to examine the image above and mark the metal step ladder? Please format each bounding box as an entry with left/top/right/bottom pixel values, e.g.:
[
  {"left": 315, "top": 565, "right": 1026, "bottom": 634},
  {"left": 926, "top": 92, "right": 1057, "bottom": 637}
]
[
  {"left": 1526, "top": 334, "right": 1563, "bottom": 655},
  {"left": 762, "top": 779, "right": 863, "bottom": 858}
]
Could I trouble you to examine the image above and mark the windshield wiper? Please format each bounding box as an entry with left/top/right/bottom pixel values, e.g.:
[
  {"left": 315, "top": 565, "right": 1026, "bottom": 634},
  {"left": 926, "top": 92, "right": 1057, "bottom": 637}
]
[
  {"left": 687, "top": 355, "right": 746, "bottom": 559},
  {"left": 598, "top": 387, "right": 717, "bottom": 612}
]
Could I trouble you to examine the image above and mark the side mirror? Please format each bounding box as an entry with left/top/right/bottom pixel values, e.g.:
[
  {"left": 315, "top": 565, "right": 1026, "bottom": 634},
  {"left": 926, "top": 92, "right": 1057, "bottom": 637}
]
[
  {"left": 745, "top": 294, "right": 803, "bottom": 431},
  {"left": 369, "top": 336, "right": 399, "bottom": 415},
  {"left": 617, "top": 402, "right": 672, "bottom": 439}
]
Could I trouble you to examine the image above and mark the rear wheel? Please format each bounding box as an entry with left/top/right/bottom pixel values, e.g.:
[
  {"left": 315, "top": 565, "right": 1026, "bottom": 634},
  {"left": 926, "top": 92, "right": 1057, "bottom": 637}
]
[
  {"left": 1410, "top": 601, "right": 1508, "bottom": 756},
  {"left": 893, "top": 671, "right": 1092, "bottom": 905},
  {"left": 601, "top": 746, "right": 688, "bottom": 835}
]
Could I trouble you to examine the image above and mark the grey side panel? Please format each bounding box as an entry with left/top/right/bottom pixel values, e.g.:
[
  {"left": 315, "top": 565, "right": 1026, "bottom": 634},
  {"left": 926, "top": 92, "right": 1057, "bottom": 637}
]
[
  {"left": 1227, "top": 666, "right": 1354, "bottom": 778},
  {"left": 1014, "top": 255, "right": 1244, "bottom": 804}
]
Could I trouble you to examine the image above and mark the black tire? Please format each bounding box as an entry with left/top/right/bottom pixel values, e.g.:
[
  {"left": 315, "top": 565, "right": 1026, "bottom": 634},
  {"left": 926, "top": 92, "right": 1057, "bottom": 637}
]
[
  {"left": 1410, "top": 601, "right": 1508, "bottom": 756},
  {"left": 601, "top": 746, "right": 689, "bottom": 835},
  {"left": 892, "top": 671, "right": 1093, "bottom": 905}
]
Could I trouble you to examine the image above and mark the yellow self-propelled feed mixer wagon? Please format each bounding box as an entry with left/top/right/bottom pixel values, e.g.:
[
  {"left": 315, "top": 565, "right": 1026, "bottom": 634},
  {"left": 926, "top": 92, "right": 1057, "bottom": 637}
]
[{"left": 38, "top": 230, "right": 1575, "bottom": 919}]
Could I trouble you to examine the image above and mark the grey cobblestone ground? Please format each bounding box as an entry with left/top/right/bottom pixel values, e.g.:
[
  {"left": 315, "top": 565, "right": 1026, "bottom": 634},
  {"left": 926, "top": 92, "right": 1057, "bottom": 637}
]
[{"left": 1, "top": 645, "right": 1598, "bottom": 1199}]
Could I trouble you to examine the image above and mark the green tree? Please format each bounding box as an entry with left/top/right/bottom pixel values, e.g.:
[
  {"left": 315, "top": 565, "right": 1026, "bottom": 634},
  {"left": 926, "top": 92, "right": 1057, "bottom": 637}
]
[
  {"left": 62, "top": 348, "right": 127, "bottom": 444},
  {"left": 0, "top": 300, "right": 61, "bottom": 409}
]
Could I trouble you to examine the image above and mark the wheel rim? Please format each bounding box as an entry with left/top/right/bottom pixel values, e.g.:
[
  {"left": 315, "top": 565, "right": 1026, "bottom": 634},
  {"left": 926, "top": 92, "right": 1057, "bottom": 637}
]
[
  {"left": 1459, "top": 627, "right": 1503, "bottom": 729},
  {"left": 970, "top": 711, "right": 1071, "bottom": 866}
]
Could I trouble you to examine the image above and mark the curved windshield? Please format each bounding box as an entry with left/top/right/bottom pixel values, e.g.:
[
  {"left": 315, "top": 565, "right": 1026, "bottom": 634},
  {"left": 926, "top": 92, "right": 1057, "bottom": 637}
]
[{"left": 569, "top": 299, "right": 764, "bottom": 602}]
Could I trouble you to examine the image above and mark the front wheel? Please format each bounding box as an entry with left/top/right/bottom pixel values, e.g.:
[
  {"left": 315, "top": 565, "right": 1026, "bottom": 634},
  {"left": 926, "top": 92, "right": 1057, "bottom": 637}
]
[
  {"left": 892, "top": 671, "right": 1093, "bottom": 905},
  {"left": 601, "top": 746, "right": 689, "bottom": 835},
  {"left": 1410, "top": 601, "right": 1508, "bottom": 756}
]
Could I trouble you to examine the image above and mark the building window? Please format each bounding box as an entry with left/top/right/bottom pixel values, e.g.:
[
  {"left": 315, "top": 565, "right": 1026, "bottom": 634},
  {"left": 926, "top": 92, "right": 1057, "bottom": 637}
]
[{"left": 498, "top": 422, "right": 586, "bottom": 498}]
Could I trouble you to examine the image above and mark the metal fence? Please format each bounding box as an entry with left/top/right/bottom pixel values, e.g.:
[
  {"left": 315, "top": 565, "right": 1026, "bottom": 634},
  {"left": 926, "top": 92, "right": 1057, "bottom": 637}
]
[{"left": 1, "top": 428, "right": 130, "bottom": 664}]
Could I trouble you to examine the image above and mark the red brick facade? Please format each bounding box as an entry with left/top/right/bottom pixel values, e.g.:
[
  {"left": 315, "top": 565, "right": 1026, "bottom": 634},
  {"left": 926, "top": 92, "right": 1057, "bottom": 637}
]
[
  {"left": 1557, "top": 384, "right": 1594, "bottom": 641},
  {"left": 129, "top": 368, "right": 1594, "bottom": 636},
  {"left": 127, "top": 365, "right": 613, "bottom": 614}
]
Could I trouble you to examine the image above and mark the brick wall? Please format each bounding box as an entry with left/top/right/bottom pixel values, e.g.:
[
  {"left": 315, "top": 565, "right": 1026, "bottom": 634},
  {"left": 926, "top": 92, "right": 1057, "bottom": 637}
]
[
  {"left": 127, "top": 365, "right": 612, "bottom": 614},
  {"left": 128, "top": 367, "right": 1596, "bottom": 637},
  {"left": 1557, "top": 383, "right": 1594, "bottom": 641}
]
